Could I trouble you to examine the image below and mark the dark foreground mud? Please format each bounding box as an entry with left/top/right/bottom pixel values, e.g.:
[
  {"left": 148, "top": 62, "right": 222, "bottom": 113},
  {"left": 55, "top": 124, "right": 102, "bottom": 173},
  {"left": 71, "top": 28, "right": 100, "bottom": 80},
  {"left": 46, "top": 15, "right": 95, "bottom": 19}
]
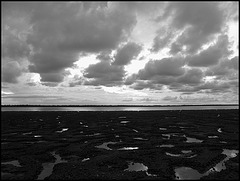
[{"left": 1, "top": 110, "right": 239, "bottom": 180}]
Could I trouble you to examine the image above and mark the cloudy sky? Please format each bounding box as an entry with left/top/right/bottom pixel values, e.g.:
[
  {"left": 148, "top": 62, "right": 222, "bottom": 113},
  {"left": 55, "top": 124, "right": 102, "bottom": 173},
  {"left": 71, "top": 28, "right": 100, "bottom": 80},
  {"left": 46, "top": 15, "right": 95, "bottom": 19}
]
[{"left": 1, "top": 1, "right": 239, "bottom": 105}]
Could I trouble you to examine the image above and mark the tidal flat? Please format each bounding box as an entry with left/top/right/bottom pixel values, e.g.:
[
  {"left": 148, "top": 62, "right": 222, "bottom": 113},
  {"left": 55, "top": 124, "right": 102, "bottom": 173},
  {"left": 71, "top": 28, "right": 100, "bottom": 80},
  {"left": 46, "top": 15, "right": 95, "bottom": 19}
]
[{"left": 1, "top": 110, "right": 239, "bottom": 180}]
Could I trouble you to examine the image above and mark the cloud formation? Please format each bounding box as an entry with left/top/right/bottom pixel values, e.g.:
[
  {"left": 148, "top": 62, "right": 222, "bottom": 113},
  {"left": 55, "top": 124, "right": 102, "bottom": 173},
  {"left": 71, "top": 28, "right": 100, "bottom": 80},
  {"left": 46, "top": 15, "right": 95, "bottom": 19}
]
[
  {"left": 153, "top": 2, "right": 227, "bottom": 55},
  {"left": 112, "top": 42, "right": 142, "bottom": 66},
  {"left": 83, "top": 61, "right": 125, "bottom": 86}
]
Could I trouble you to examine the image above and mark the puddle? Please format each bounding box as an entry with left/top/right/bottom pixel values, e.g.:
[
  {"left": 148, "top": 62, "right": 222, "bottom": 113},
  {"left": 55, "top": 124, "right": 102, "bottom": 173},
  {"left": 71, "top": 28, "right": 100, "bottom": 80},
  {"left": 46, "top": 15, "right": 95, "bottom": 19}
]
[
  {"left": 119, "top": 116, "right": 126, "bottom": 118},
  {"left": 181, "top": 150, "right": 192, "bottom": 154},
  {"left": 79, "top": 122, "right": 83, "bottom": 124},
  {"left": 95, "top": 142, "right": 117, "bottom": 150},
  {"left": 124, "top": 161, "right": 157, "bottom": 177},
  {"left": 82, "top": 158, "right": 90, "bottom": 162},
  {"left": 133, "top": 137, "right": 148, "bottom": 141},
  {"left": 120, "top": 121, "right": 129, "bottom": 124},
  {"left": 166, "top": 152, "right": 181, "bottom": 157},
  {"left": 124, "top": 161, "right": 148, "bottom": 172},
  {"left": 174, "top": 149, "right": 239, "bottom": 180},
  {"left": 217, "top": 128, "right": 222, "bottom": 133},
  {"left": 166, "top": 150, "right": 197, "bottom": 158},
  {"left": 83, "top": 125, "right": 88, "bottom": 127},
  {"left": 132, "top": 129, "right": 138, "bottom": 133},
  {"left": 208, "top": 136, "right": 218, "bottom": 138},
  {"left": 159, "top": 127, "right": 167, "bottom": 130},
  {"left": 22, "top": 132, "right": 32, "bottom": 135},
  {"left": 34, "top": 135, "right": 42, "bottom": 138},
  {"left": 56, "top": 128, "right": 68, "bottom": 133},
  {"left": 87, "top": 133, "right": 101, "bottom": 136},
  {"left": 159, "top": 144, "right": 175, "bottom": 148},
  {"left": 183, "top": 135, "right": 203, "bottom": 143},
  {"left": 115, "top": 135, "right": 120, "bottom": 138},
  {"left": 205, "top": 149, "right": 239, "bottom": 175},
  {"left": 118, "top": 147, "right": 139, "bottom": 150},
  {"left": 220, "top": 141, "right": 227, "bottom": 144},
  {"left": 162, "top": 134, "right": 171, "bottom": 140},
  {"left": 175, "top": 167, "right": 203, "bottom": 180},
  {"left": 1, "top": 160, "right": 22, "bottom": 167},
  {"left": 8, "top": 133, "right": 17, "bottom": 135},
  {"left": 37, "top": 151, "right": 67, "bottom": 180},
  {"left": 162, "top": 133, "right": 182, "bottom": 140}
]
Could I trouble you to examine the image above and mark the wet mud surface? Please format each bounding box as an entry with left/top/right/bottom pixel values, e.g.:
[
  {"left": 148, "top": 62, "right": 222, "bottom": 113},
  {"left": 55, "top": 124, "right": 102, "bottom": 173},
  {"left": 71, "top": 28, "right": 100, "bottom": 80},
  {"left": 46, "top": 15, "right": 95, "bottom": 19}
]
[{"left": 1, "top": 110, "right": 239, "bottom": 180}]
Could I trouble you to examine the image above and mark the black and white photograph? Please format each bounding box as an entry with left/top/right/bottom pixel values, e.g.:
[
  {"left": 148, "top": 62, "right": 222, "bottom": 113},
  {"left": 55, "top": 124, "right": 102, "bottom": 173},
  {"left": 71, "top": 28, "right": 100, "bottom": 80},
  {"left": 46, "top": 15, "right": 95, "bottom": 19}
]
[{"left": 1, "top": 1, "right": 239, "bottom": 180}]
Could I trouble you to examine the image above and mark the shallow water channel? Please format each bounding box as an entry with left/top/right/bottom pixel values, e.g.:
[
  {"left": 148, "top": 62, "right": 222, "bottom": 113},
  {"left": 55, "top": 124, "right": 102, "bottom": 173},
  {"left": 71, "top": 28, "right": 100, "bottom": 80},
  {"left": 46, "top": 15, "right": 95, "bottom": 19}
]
[
  {"left": 36, "top": 151, "right": 67, "bottom": 180},
  {"left": 174, "top": 149, "right": 239, "bottom": 180}
]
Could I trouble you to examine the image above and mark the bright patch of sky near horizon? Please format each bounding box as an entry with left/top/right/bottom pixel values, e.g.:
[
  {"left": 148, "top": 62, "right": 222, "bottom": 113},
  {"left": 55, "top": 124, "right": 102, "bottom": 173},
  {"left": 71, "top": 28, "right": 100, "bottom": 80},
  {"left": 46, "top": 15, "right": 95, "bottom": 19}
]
[{"left": 1, "top": 1, "right": 239, "bottom": 105}]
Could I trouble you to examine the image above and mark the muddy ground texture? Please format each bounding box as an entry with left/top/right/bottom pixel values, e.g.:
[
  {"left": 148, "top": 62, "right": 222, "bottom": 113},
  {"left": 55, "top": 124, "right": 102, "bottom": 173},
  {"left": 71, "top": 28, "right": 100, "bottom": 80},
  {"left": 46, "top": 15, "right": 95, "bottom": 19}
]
[{"left": 1, "top": 110, "right": 239, "bottom": 180}]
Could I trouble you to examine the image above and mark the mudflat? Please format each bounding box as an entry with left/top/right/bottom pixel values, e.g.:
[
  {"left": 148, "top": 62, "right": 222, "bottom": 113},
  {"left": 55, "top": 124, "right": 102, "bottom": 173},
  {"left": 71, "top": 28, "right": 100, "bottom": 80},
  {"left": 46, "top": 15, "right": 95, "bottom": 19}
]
[{"left": 1, "top": 110, "right": 239, "bottom": 180}]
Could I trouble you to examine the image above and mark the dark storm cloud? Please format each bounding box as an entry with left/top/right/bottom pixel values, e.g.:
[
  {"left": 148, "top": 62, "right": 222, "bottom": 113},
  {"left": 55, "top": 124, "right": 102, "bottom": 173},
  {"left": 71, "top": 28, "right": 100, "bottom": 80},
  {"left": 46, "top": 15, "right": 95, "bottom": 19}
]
[
  {"left": 3, "top": 2, "right": 138, "bottom": 84},
  {"left": 177, "top": 68, "right": 204, "bottom": 85},
  {"left": 83, "top": 61, "right": 125, "bottom": 86},
  {"left": 151, "top": 33, "right": 172, "bottom": 53},
  {"left": 187, "top": 34, "right": 232, "bottom": 67},
  {"left": 2, "top": 6, "right": 31, "bottom": 83},
  {"left": 112, "top": 42, "right": 142, "bottom": 66},
  {"left": 40, "top": 72, "right": 65, "bottom": 83},
  {"left": 205, "top": 56, "right": 239, "bottom": 80},
  {"left": 2, "top": 31, "right": 30, "bottom": 60},
  {"left": 138, "top": 57, "right": 185, "bottom": 80},
  {"left": 153, "top": 2, "right": 226, "bottom": 54},
  {"left": 96, "top": 50, "right": 113, "bottom": 62},
  {"left": 2, "top": 61, "right": 22, "bottom": 83}
]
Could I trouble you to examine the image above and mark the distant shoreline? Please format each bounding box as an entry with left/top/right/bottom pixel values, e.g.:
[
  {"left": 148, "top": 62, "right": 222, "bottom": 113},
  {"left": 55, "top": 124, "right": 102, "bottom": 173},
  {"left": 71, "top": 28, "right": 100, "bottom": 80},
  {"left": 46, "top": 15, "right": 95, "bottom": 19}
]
[{"left": 1, "top": 104, "right": 239, "bottom": 107}]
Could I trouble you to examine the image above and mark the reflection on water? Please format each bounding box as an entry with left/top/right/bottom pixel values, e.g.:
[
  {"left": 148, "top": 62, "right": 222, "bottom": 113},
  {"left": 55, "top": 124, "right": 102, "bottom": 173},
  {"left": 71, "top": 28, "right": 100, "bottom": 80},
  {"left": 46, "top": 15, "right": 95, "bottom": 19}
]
[
  {"left": 95, "top": 142, "right": 117, "bottom": 150},
  {"left": 183, "top": 135, "right": 203, "bottom": 143},
  {"left": 22, "top": 132, "right": 32, "bottom": 135},
  {"left": 133, "top": 137, "right": 148, "bottom": 140},
  {"left": 205, "top": 149, "right": 239, "bottom": 175},
  {"left": 120, "top": 121, "right": 129, "bottom": 124},
  {"left": 37, "top": 151, "right": 67, "bottom": 180},
  {"left": 208, "top": 136, "right": 218, "bottom": 138},
  {"left": 175, "top": 149, "right": 239, "bottom": 180},
  {"left": 82, "top": 158, "right": 90, "bottom": 162},
  {"left": 132, "top": 129, "right": 138, "bottom": 133},
  {"left": 34, "top": 135, "right": 42, "bottom": 138},
  {"left": 2, "top": 106, "right": 238, "bottom": 111},
  {"left": 1, "top": 160, "right": 22, "bottom": 167},
  {"left": 118, "top": 147, "right": 139, "bottom": 150},
  {"left": 159, "top": 144, "right": 174, "bottom": 148},
  {"left": 175, "top": 167, "right": 203, "bottom": 180},
  {"left": 56, "top": 128, "right": 68, "bottom": 133},
  {"left": 166, "top": 152, "right": 181, "bottom": 157},
  {"left": 124, "top": 161, "right": 157, "bottom": 177},
  {"left": 124, "top": 161, "right": 148, "bottom": 172}
]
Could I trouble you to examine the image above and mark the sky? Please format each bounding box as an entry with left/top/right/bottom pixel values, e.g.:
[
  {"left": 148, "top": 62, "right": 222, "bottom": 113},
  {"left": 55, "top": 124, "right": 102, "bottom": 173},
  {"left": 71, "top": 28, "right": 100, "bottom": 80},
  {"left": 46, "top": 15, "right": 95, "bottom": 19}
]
[{"left": 1, "top": 1, "right": 239, "bottom": 105}]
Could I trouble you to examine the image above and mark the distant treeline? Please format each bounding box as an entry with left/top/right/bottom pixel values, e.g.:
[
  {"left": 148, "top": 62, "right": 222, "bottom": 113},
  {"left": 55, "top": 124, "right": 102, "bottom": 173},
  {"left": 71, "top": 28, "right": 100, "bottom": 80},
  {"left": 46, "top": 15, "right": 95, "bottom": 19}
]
[{"left": 1, "top": 104, "right": 239, "bottom": 107}]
